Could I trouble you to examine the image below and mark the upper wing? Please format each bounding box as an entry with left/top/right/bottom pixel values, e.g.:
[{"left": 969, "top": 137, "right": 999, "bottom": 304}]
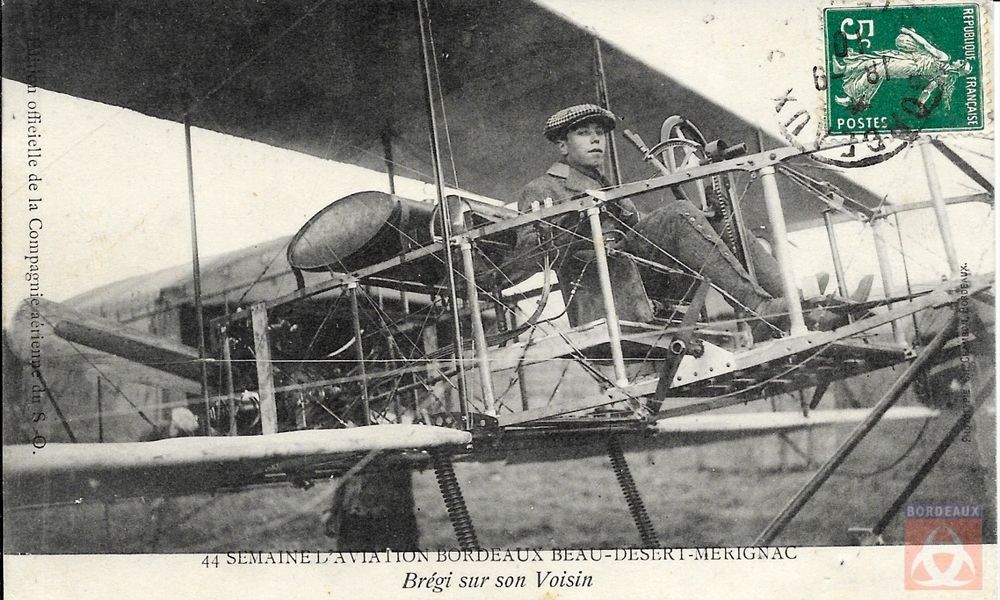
[
  {"left": 3, "top": 425, "right": 471, "bottom": 507},
  {"left": 1, "top": 0, "right": 880, "bottom": 232}
]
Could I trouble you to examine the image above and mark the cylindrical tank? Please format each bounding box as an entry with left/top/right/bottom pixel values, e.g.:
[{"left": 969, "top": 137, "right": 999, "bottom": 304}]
[{"left": 287, "top": 191, "right": 443, "bottom": 284}]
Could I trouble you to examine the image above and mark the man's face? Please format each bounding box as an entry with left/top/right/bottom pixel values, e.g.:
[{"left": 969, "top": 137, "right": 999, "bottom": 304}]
[{"left": 557, "top": 120, "right": 606, "bottom": 171}]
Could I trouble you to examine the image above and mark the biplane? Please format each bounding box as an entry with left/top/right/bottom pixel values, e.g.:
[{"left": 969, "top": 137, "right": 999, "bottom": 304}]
[{"left": 2, "top": 0, "right": 994, "bottom": 551}]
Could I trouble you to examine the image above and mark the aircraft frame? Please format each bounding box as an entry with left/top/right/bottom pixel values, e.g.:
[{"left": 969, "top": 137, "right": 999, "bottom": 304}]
[{"left": 2, "top": 0, "right": 993, "bottom": 553}]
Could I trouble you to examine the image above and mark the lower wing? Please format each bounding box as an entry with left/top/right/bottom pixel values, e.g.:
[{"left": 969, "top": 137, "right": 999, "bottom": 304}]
[{"left": 3, "top": 424, "right": 471, "bottom": 507}]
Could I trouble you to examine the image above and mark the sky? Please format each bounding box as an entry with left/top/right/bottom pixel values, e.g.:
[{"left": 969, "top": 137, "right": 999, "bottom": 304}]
[{"left": 2, "top": 0, "right": 995, "bottom": 325}]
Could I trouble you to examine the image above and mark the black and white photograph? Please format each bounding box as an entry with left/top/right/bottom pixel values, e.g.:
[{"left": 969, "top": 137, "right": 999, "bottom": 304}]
[{"left": 2, "top": 0, "right": 996, "bottom": 597}]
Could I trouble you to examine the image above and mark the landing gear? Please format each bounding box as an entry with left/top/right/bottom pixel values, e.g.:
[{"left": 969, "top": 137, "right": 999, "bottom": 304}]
[
  {"left": 432, "top": 450, "right": 480, "bottom": 551},
  {"left": 609, "top": 436, "right": 660, "bottom": 548}
]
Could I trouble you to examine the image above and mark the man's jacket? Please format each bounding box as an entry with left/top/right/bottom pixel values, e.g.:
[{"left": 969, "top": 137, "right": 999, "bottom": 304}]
[{"left": 506, "top": 161, "right": 654, "bottom": 326}]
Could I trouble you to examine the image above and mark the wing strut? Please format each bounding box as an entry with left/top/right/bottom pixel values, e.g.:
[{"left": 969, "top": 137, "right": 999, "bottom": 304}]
[
  {"left": 381, "top": 129, "right": 411, "bottom": 314},
  {"left": 592, "top": 37, "right": 622, "bottom": 185},
  {"left": 251, "top": 302, "right": 279, "bottom": 434},
  {"left": 822, "top": 210, "right": 850, "bottom": 298},
  {"left": 759, "top": 145, "right": 806, "bottom": 335},
  {"left": 919, "top": 140, "right": 961, "bottom": 277},
  {"left": 348, "top": 283, "right": 372, "bottom": 425},
  {"left": 754, "top": 310, "right": 958, "bottom": 545},
  {"left": 417, "top": 0, "right": 469, "bottom": 426},
  {"left": 183, "top": 114, "right": 213, "bottom": 436}
]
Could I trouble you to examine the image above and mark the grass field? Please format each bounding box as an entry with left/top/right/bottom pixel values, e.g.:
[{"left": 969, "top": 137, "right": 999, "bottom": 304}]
[{"left": 5, "top": 407, "right": 995, "bottom": 553}]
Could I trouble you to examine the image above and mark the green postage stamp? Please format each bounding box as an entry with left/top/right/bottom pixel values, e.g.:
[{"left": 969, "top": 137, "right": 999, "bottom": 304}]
[{"left": 823, "top": 2, "right": 985, "bottom": 135}]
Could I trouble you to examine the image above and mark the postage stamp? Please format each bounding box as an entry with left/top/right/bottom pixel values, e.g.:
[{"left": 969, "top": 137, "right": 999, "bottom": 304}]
[{"left": 823, "top": 3, "right": 985, "bottom": 135}]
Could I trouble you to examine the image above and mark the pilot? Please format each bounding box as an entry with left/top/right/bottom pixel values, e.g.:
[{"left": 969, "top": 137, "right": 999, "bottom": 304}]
[{"left": 508, "top": 103, "right": 833, "bottom": 335}]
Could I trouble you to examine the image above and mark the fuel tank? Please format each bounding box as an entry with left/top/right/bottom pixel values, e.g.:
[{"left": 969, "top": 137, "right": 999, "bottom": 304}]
[
  {"left": 288, "top": 190, "right": 517, "bottom": 287},
  {"left": 287, "top": 191, "right": 443, "bottom": 284}
]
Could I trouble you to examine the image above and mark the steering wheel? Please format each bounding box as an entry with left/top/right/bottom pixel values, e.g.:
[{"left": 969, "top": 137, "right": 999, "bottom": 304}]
[{"left": 648, "top": 116, "right": 712, "bottom": 212}]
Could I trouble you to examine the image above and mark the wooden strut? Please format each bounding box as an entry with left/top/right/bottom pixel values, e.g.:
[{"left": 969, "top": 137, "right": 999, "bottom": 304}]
[
  {"left": 759, "top": 164, "right": 806, "bottom": 336},
  {"left": 96, "top": 376, "right": 104, "bottom": 442},
  {"left": 754, "top": 310, "right": 959, "bottom": 545},
  {"left": 220, "top": 329, "right": 238, "bottom": 435},
  {"left": 416, "top": 0, "right": 469, "bottom": 426},
  {"left": 919, "top": 140, "right": 961, "bottom": 277},
  {"left": 348, "top": 284, "right": 372, "bottom": 426},
  {"left": 250, "top": 302, "right": 279, "bottom": 435},
  {"left": 822, "top": 210, "right": 850, "bottom": 298},
  {"left": 460, "top": 241, "right": 496, "bottom": 415},
  {"left": 382, "top": 129, "right": 410, "bottom": 315},
  {"left": 592, "top": 37, "right": 622, "bottom": 185},
  {"left": 183, "top": 114, "right": 213, "bottom": 436},
  {"left": 587, "top": 207, "right": 629, "bottom": 386},
  {"left": 871, "top": 215, "right": 907, "bottom": 346}
]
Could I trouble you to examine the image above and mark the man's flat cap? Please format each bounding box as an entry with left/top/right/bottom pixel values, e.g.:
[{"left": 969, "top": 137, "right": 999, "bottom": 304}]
[{"left": 543, "top": 104, "right": 617, "bottom": 141}]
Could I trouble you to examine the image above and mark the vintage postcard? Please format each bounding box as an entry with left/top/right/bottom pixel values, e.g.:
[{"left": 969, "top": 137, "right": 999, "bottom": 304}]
[{"left": 2, "top": 0, "right": 996, "bottom": 598}]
